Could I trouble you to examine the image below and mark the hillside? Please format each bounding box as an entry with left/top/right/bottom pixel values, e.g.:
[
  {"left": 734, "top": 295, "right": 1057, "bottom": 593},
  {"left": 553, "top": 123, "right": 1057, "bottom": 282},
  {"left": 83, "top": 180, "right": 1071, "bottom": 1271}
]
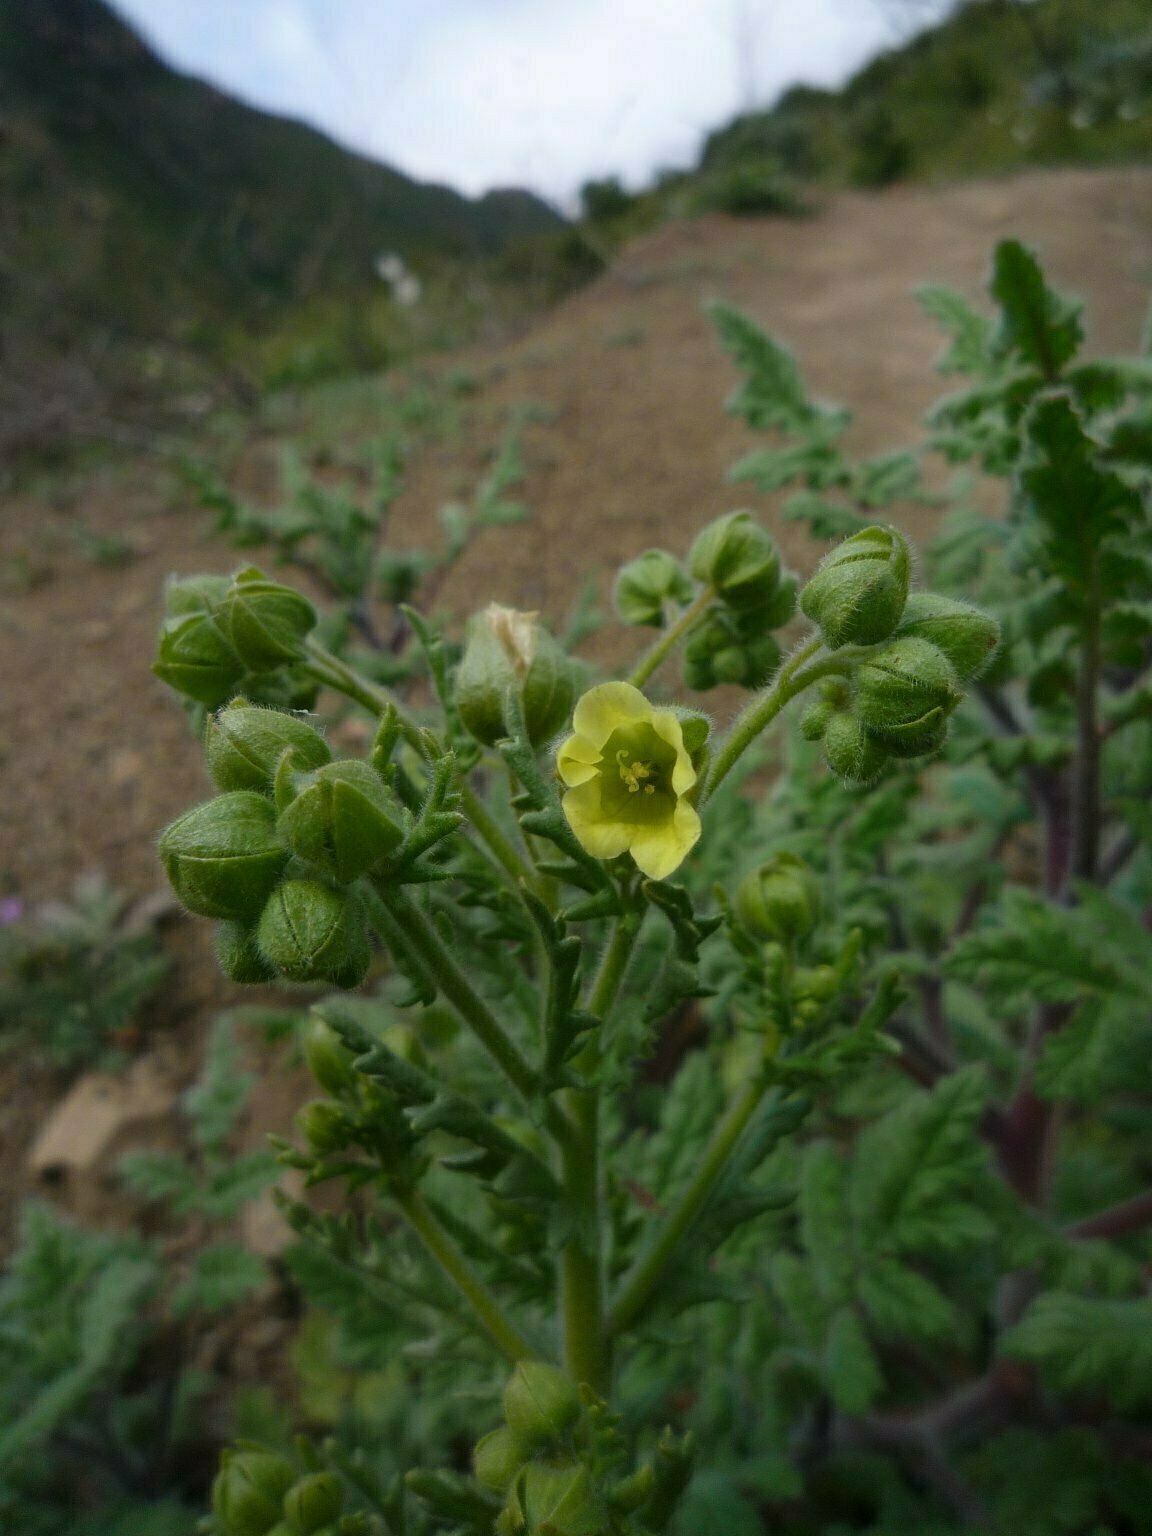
[
  {"left": 0, "top": 0, "right": 563, "bottom": 445},
  {"left": 698, "top": 0, "right": 1152, "bottom": 192}
]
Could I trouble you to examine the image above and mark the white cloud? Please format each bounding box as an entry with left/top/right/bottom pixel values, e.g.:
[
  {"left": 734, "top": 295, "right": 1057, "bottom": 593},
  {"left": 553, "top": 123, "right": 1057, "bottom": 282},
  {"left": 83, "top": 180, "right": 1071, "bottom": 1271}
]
[{"left": 110, "top": 0, "right": 946, "bottom": 202}]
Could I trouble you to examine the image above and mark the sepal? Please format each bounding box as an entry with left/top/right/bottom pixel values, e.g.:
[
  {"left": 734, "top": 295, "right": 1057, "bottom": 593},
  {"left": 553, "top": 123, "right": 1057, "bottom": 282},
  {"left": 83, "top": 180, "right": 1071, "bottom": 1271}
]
[
  {"left": 613, "top": 549, "right": 694, "bottom": 627},
  {"left": 159, "top": 792, "right": 288, "bottom": 920},
  {"left": 211, "top": 1449, "right": 297, "bottom": 1536},
  {"left": 455, "top": 604, "right": 578, "bottom": 748},
  {"left": 276, "top": 761, "right": 404, "bottom": 883},
  {"left": 894, "top": 592, "right": 1000, "bottom": 681},
  {"left": 207, "top": 699, "right": 331, "bottom": 793},
  {"left": 688, "top": 510, "right": 782, "bottom": 611},
  {"left": 257, "top": 881, "right": 371, "bottom": 987},
  {"left": 221, "top": 567, "right": 318, "bottom": 671},
  {"left": 735, "top": 852, "right": 821, "bottom": 943}
]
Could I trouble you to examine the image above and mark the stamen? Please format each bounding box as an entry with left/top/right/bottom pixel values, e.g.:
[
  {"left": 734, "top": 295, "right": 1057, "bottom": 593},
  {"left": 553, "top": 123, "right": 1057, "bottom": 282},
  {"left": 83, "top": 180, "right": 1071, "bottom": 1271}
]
[{"left": 616, "top": 750, "right": 659, "bottom": 795}]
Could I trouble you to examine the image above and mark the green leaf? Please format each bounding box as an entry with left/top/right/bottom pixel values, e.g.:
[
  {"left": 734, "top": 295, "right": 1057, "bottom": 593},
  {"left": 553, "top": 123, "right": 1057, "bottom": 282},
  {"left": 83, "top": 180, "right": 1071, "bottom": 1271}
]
[
  {"left": 1017, "top": 395, "right": 1140, "bottom": 590},
  {"left": 1006, "top": 1293, "right": 1152, "bottom": 1412},
  {"left": 780, "top": 492, "right": 869, "bottom": 541},
  {"left": 709, "top": 300, "right": 845, "bottom": 436},
  {"left": 824, "top": 1305, "right": 882, "bottom": 1414},
  {"left": 799, "top": 1141, "right": 855, "bottom": 1301},
  {"left": 857, "top": 1257, "right": 959, "bottom": 1343},
  {"left": 989, "top": 240, "right": 1083, "bottom": 377},
  {"left": 171, "top": 1242, "right": 268, "bottom": 1317},
  {"left": 916, "top": 283, "right": 995, "bottom": 375},
  {"left": 849, "top": 1070, "right": 994, "bottom": 1255}
]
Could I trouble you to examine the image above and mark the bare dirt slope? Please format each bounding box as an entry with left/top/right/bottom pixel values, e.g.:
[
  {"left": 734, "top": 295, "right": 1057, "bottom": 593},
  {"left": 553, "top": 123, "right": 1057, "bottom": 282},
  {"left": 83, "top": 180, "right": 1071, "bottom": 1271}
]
[{"left": 1, "top": 166, "right": 1150, "bottom": 1225}]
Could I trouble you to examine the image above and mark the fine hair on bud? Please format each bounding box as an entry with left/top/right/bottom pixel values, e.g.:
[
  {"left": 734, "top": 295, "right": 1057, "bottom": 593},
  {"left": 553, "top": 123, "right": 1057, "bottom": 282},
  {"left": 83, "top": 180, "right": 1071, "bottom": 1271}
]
[{"left": 799, "top": 524, "right": 911, "bottom": 648}]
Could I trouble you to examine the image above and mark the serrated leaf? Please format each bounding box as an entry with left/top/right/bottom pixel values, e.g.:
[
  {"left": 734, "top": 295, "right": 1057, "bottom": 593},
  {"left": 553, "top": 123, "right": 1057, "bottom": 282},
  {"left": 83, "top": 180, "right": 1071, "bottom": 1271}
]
[
  {"left": 1006, "top": 1292, "right": 1152, "bottom": 1412},
  {"left": 824, "top": 1305, "right": 882, "bottom": 1414},
  {"left": 917, "top": 283, "right": 995, "bottom": 375},
  {"left": 171, "top": 1241, "right": 267, "bottom": 1317},
  {"left": 990, "top": 240, "right": 1083, "bottom": 377}
]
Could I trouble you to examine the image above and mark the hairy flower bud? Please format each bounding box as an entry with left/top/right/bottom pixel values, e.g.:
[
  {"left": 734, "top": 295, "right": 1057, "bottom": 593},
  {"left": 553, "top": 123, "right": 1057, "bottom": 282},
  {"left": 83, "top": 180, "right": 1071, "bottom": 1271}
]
[
  {"left": 159, "top": 792, "right": 288, "bottom": 920},
  {"left": 756, "top": 569, "right": 799, "bottom": 630},
  {"left": 856, "top": 636, "right": 960, "bottom": 757},
  {"left": 894, "top": 593, "right": 1001, "bottom": 682},
  {"left": 153, "top": 609, "right": 245, "bottom": 707},
  {"left": 455, "top": 605, "right": 579, "bottom": 749},
  {"left": 276, "top": 761, "right": 404, "bottom": 884},
  {"left": 207, "top": 700, "right": 331, "bottom": 794},
  {"left": 613, "top": 549, "right": 694, "bottom": 627},
  {"left": 503, "top": 1362, "right": 581, "bottom": 1448},
  {"left": 682, "top": 607, "right": 781, "bottom": 691},
  {"left": 822, "top": 713, "right": 890, "bottom": 785},
  {"left": 217, "top": 920, "right": 277, "bottom": 984},
  {"left": 283, "top": 1473, "right": 343, "bottom": 1536},
  {"left": 735, "top": 852, "right": 821, "bottom": 943},
  {"left": 689, "top": 511, "right": 781, "bottom": 612},
  {"left": 474, "top": 1427, "right": 527, "bottom": 1493},
  {"left": 297, "top": 1100, "right": 354, "bottom": 1154},
  {"left": 212, "top": 1450, "right": 297, "bottom": 1536},
  {"left": 220, "top": 567, "right": 317, "bottom": 672},
  {"left": 800, "top": 525, "right": 911, "bottom": 648},
  {"left": 257, "top": 881, "right": 370, "bottom": 988},
  {"left": 303, "top": 1013, "right": 358, "bottom": 1095}
]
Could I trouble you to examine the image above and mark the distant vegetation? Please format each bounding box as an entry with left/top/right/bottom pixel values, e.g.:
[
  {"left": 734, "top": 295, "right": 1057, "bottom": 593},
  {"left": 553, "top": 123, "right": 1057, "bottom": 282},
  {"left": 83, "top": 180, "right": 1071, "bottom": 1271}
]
[{"left": 579, "top": 0, "right": 1152, "bottom": 239}]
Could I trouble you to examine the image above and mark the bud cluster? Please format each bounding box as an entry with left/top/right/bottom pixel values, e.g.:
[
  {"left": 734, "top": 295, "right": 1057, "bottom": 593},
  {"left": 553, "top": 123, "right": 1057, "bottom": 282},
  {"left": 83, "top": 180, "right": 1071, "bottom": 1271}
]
[
  {"left": 735, "top": 852, "right": 821, "bottom": 945},
  {"left": 158, "top": 699, "right": 408, "bottom": 989},
  {"left": 795, "top": 525, "right": 999, "bottom": 782},
  {"left": 469, "top": 1363, "right": 682, "bottom": 1536},
  {"left": 211, "top": 1450, "right": 360, "bottom": 1536},
  {"left": 153, "top": 567, "right": 319, "bottom": 712}
]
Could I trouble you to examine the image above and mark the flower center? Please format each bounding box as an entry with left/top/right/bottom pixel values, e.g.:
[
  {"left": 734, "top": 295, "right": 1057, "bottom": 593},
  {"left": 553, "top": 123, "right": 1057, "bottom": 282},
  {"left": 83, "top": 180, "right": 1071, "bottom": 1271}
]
[
  {"left": 599, "top": 724, "right": 677, "bottom": 824},
  {"left": 617, "top": 750, "right": 658, "bottom": 796}
]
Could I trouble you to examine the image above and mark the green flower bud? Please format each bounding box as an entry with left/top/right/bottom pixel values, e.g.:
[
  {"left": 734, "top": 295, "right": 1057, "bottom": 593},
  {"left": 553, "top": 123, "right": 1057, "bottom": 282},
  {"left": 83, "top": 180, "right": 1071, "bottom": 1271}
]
[
  {"left": 735, "top": 852, "right": 821, "bottom": 943},
  {"left": 756, "top": 570, "right": 798, "bottom": 630},
  {"left": 303, "top": 1013, "right": 358, "bottom": 1095},
  {"left": 800, "top": 700, "right": 834, "bottom": 741},
  {"left": 159, "top": 792, "right": 288, "bottom": 920},
  {"left": 689, "top": 511, "right": 781, "bottom": 611},
  {"left": 894, "top": 593, "right": 1001, "bottom": 682},
  {"left": 455, "top": 605, "right": 578, "bottom": 749},
  {"left": 609, "top": 1465, "right": 655, "bottom": 1514},
  {"left": 503, "top": 1362, "right": 581, "bottom": 1448},
  {"left": 163, "top": 573, "right": 232, "bottom": 618},
  {"left": 683, "top": 608, "right": 781, "bottom": 691},
  {"left": 221, "top": 567, "right": 317, "bottom": 672},
  {"left": 613, "top": 550, "right": 694, "bottom": 628},
  {"left": 153, "top": 610, "right": 244, "bottom": 707},
  {"left": 283, "top": 1474, "right": 343, "bottom": 1536},
  {"left": 474, "top": 1427, "right": 527, "bottom": 1493},
  {"left": 822, "top": 713, "right": 890, "bottom": 785},
  {"left": 856, "top": 636, "right": 960, "bottom": 757},
  {"left": 207, "top": 700, "right": 331, "bottom": 794},
  {"left": 276, "top": 761, "right": 404, "bottom": 884},
  {"left": 217, "top": 920, "right": 277, "bottom": 984},
  {"left": 516, "top": 1464, "right": 603, "bottom": 1536},
  {"left": 257, "top": 881, "right": 371, "bottom": 988},
  {"left": 212, "top": 1450, "right": 297, "bottom": 1536},
  {"left": 297, "top": 1099, "right": 353, "bottom": 1154},
  {"left": 800, "top": 525, "right": 911, "bottom": 648}
]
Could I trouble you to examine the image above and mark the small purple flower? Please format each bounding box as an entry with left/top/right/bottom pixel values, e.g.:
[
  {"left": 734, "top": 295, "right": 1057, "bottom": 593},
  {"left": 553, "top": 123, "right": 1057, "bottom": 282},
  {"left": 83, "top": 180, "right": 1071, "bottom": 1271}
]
[{"left": 0, "top": 897, "right": 24, "bottom": 926}]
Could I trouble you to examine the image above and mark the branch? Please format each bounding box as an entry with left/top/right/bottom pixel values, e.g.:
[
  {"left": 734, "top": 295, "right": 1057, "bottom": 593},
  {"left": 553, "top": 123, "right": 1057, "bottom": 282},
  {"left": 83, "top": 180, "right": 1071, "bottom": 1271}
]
[{"left": 1066, "top": 1187, "right": 1152, "bottom": 1242}]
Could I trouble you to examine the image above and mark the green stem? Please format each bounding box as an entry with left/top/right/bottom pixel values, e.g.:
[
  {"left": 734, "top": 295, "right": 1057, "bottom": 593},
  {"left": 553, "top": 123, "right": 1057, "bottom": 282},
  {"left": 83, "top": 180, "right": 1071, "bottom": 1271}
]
[
  {"left": 1070, "top": 579, "right": 1102, "bottom": 885},
  {"left": 396, "top": 1188, "right": 535, "bottom": 1363},
  {"left": 372, "top": 880, "right": 539, "bottom": 1103},
  {"left": 703, "top": 637, "right": 851, "bottom": 803},
  {"left": 608, "top": 1072, "right": 771, "bottom": 1338},
  {"left": 302, "top": 638, "right": 427, "bottom": 753},
  {"left": 561, "top": 915, "right": 641, "bottom": 1395},
  {"left": 460, "top": 781, "right": 537, "bottom": 888},
  {"left": 628, "top": 587, "right": 715, "bottom": 690}
]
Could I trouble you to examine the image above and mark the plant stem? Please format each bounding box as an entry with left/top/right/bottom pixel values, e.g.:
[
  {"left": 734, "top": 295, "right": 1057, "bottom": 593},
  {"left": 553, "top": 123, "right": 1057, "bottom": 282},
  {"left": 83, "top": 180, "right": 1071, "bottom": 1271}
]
[
  {"left": 627, "top": 587, "right": 715, "bottom": 690},
  {"left": 302, "top": 639, "right": 417, "bottom": 736},
  {"left": 608, "top": 1072, "right": 770, "bottom": 1338},
  {"left": 372, "top": 880, "right": 538, "bottom": 1103},
  {"left": 703, "top": 636, "right": 842, "bottom": 802},
  {"left": 460, "top": 781, "right": 537, "bottom": 887},
  {"left": 395, "top": 1187, "right": 536, "bottom": 1363},
  {"left": 561, "top": 916, "right": 641, "bottom": 1395},
  {"left": 1070, "top": 592, "right": 1102, "bottom": 884}
]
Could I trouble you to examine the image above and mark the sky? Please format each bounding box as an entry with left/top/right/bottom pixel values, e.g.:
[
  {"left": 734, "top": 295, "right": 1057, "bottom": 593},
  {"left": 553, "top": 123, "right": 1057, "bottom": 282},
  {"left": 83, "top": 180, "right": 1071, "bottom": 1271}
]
[{"left": 110, "top": 0, "right": 950, "bottom": 208}]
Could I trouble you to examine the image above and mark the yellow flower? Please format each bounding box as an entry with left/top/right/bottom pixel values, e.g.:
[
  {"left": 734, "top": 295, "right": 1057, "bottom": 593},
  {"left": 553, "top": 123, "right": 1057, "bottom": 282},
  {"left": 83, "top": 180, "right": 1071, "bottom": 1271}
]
[{"left": 556, "top": 682, "right": 702, "bottom": 881}]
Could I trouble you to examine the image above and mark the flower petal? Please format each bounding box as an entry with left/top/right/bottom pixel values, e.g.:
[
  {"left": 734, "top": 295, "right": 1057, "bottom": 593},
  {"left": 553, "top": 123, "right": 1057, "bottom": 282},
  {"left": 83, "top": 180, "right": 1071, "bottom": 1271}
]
[
  {"left": 572, "top": 682, "right": 652, "bottom": 747},
  {"left": 628, "top": 800, "right": 702, "bottom": 881},
  {"left": 556, "top": 732, "right": 602, "bottom": 787},
  {"left": 649, "top": 709, "right": 697, "bottom": 795},
  {"left": 562, "top": 781, "right": 632, "bottom": 860}
]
